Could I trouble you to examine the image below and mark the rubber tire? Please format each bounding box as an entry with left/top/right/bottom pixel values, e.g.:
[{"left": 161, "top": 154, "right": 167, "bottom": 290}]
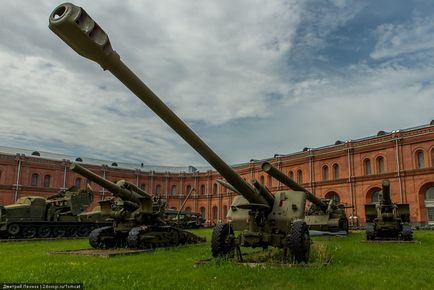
[
  {"left": 37, "top": 226, "right": 51, "bottom": 238},
  {"left": 89, "top": 226, "right": 115, "bottom": 249},
  {"left": 401, "top": 224, "right": 413, "bottom": 241},
  {"left": 22, "top": 226, "right": 37, "bottom": 239},
  {"left": 288, "top": 219, "right": 310, "bottom": 263},
  {"left": 366, "top": 223, "right": 376, "bottom": 240},
  {"left": 67, "top": 226, "right": 78, "bottom": 237},
  {"left": 211, "top": 223, "right": 234, "bottom": 258}
]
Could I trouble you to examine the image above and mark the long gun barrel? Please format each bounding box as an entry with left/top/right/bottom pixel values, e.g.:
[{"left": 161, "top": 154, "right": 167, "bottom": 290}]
[
  {"left": 261, "top": 162, "right": 327, "bottom": 211},
  {"left": 70, "top": 163, "right": 151, "bottom": 204},
  {"left": 49, "top": 3, "right": 265, "bottom": 206},
  {"left": 381, "top": 179, "right": 391, "bottom": 205}
]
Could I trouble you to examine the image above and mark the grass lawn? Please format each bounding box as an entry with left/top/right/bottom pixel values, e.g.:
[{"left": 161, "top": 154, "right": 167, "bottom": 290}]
[{"left": 0, "top": 229, "right": 433, "bottom": 290}]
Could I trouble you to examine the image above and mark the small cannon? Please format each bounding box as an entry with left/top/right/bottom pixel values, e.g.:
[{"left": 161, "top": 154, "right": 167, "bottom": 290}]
[
  {"left": 262, "top": 162, "right": 349, "bottom": 232},
  {"left": 49, "top": 3, "right": 309, "bottom": 262},
  {"left": 365, "top": 180, "right": 412, "bottom": 240},
  {"left": 70, "top": 163, "right": 204, "bottom": 248}
]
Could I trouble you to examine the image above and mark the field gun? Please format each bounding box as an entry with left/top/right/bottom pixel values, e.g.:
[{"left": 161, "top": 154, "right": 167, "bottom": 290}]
[
  {"left": 49, "top": 3, "right": 310, "bottom": 262},
  {"left": 262, "top": 162, "right": 349, "bottom": 232},
  {"left": 71, "top": 163, "right": 204, "bottom": 248},
  {"left": 365, "top": 180, "right": 412, "bottom": 240}
]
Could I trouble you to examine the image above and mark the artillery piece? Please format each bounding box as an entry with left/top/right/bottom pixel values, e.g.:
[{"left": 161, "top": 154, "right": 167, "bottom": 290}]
[
  {"left": 365, "top": 180, "right": 412, "bottom": 240},
  {"left": 261, "top": 162, "right": 349, "bottom": 233},
  {"left": 48, "top": 3, "right": 310, "bottom": 262},
  {"left": 70, "top": 163, "right": 204, "bottom": 248}
]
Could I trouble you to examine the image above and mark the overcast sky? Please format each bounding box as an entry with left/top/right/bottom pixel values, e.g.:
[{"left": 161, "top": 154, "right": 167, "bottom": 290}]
[{"left": 0, "top": 0, "right": 433, "bottom": 167}]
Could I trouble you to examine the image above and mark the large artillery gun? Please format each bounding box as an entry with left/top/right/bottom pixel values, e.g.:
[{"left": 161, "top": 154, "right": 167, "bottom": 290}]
[
  {"left": 0, "top": 186, "right": 107, "bottom": 239},
  {"left": 49, "top": 3, "right": 310, "bottom": 262},
  {"left": 365, "top": 180, "right": 412, "bottom": 240},
  {"left": 70, "top": 163, "right": 204, "bottom": 248},
  {"left": 261, "top": 162, "right": 349, "bottom": 233}
]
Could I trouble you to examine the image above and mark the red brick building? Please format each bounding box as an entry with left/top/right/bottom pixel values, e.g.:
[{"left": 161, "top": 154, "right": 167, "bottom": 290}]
[{"left": 1, "top": 123, "right": 433, "bottom": 226}]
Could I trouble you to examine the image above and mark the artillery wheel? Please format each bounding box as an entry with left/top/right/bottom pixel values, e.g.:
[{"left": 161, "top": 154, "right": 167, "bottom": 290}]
[
  {"left": 366, "top": 223, "right": 376, "bottom": 240},
  {"left": 211, "top": 223, "right": 235, "bottom": 258},
  {"left": 89, "top": 226, "right": 116, "bottom": 249},
  {"left": 401, "top": 224, "right": 413, "bottom": 241},
  {"left": 339, "top": 218, "right": 349, "bottom": 233},
  {"left": 37, "top": 226, "right": 51, "bottom": 238},
  {"left": 288, "top": 219, "right": 310, "bottom": 263},
  {"left": 22, "top": 226, "right": 37, "bottom": 239},
  {"left": 7, "top": 223, "right": 21, "bottom": 236},
  {"left": 127, "top": 227, "right": 145, "bottom": 248},
  {"left": 53, "top": 226, "right": 66, "bottom": 237}
]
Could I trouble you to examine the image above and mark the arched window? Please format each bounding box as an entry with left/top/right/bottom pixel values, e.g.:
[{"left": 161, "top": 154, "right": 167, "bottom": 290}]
[
  {"left": 186, "top": 184, "right": 192, "bottom": 194},
  {"left": 212, "top": 206, "right": 218, "bottom": 220},
  {"left": 75, "top": 177, "right": 81, "bottom": 189},
  {"left": 371, "top": 189, "right": 381, "bottom": 203},
  {"left": 200, "top": 184, "right": 205, "bottom": 195},
  {"left": 260, "top": 175, "right": 265, "bottom": 184},
  {"left": 200, "top": 207, "right": 206, "bottom": 219},
  {"left": 223, "top": 205, "right": 228, "bottom": 218},
  {"left": 155, "top": 184, "right": 161, "bottom": 195},
  {"left": 31, "top": 173, "right": 39, "bottom": 187},
  {"left": 325, "top": 191, "right": 340, "bottom": 202},
  {"left": 171, "top": 185, "right": 177, "bottom": 196},
  {"left": 288, "top": 171, "right": 294, "bottom": 180},
  {"left": 377, "top": 156, "right": 385, "bottom": 174},
  {"left": 332, "top": 164, "right": 339, "bottom": 180},
  {"left": 213, "top": 183, "right": 217, "bottom": 195},
  {"left": 0, "top": 170, "right": 3, "bottom": 183},
  {"left": 364, "top": 159, "right": 371, "bottom": 176},
  {"left": 43, "top": 175, "right": 51, "bottom": 188},
  {"left": 424, "top": 186, "right": 434, "bottom": 224},
  {"left": 416, "top": 150, "right": 425, "bottom": 169},
  {"left": 322, "top": 165, "right": 329, "bottom": 181},
  {"left": 297, "top": 170, "right": 303, "bottom": 184}
]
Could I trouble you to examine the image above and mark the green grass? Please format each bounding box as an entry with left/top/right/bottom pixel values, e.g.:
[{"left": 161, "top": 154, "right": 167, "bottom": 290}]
[{"left": 0, "top": 229, "right": 433, "bottom": 290}]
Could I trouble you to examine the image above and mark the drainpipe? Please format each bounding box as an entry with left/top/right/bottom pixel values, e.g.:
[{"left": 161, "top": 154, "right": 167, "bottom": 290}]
[
  {"left": 394, "top": 134, "right": 404, "bottom": 203},
  {"left": 346, "top": 145, "right": 356, "bottom": 219},
  {"left": 62, "top": 159, "right": 68, "bottom": 189},
  {"left": 309, "top": 149, "right": 314, "bottom": 193},
  {"left": 14, "top": 154, "right": 23, "bottom": 201}
]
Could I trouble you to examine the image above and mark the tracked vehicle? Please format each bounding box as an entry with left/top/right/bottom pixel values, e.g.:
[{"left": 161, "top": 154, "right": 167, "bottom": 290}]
[
  {"left": 49, "top": 3, "right": 311, "bottom": 262},
  {"left": 0, "top": 186, "right": 108, "bottom": 239}
]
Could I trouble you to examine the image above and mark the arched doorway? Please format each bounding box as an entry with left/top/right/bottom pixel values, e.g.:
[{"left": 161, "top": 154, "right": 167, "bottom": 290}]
[
  {"left": 424, "top": 186, "right": 434, "bottom": 224},
  {"left": 325, "top": 191, "right": 340, "bottom": 202},
  {"left": 366, "top": 187, "right": 381, "bottom": 204}
]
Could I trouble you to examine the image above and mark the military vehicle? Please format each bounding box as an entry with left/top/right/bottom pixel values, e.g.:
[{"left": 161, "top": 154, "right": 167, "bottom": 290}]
[
  {"left": 365, "top": 180, "right": 412, "bottom": 240},
  {"left": 0, "top": 186, "right": 107, "bottom": 239},
  {"left": 70, "top": 163, "right": 204, "bottom": 249},
  {"left": 49, "top": 3, "right": 310, "bottom": 262},
  {"left": 164, "top": 209, "right": 205, "bottom": 229},
  {"left": 261, "top": 162, "right": 349, "bottom": 233}
]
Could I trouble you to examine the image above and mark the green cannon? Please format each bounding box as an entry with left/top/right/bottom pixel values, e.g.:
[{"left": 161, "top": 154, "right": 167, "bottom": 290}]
[
  {"left": 49, "top": 3, "right": 309, "bottom": 262},
  {"left": 70, "top": 163, "right": 204, "bottom": 248},
  {"left": 262, "top": 162, "right": 349, "bottom": 232},
  {"left": 365, "top": 180, "right": 412, "bottom": 240}
]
